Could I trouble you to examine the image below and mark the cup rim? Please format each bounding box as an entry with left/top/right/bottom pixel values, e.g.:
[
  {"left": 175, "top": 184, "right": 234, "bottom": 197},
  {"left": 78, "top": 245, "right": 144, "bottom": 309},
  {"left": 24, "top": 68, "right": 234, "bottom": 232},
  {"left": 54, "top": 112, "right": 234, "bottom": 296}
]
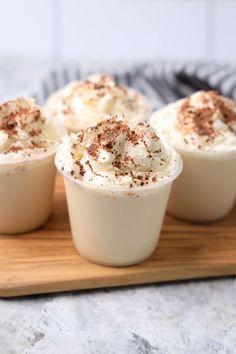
[
  {"left": 174, "top": 145, "right": 236, "bottom": 158},
  {"left": 56, "top": 149, "right": 183, "bottom": 194},
  {"left": 0, "top": 145, "right": 57, "bottom": 167}
]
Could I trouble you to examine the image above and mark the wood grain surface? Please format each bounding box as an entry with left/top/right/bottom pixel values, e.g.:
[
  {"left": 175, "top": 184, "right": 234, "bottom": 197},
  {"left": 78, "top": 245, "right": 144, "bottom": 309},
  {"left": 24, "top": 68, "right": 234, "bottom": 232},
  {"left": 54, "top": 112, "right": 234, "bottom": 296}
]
[{"left": 0, "top": 176, "right": 236, "bottom": 297}]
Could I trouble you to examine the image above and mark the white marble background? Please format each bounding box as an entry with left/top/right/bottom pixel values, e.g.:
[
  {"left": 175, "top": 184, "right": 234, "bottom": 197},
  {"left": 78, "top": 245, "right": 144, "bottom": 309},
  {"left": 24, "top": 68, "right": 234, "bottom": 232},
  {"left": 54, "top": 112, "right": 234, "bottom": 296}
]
[{"left": 1, "top": 279, "right": 236, "bottom": 354}]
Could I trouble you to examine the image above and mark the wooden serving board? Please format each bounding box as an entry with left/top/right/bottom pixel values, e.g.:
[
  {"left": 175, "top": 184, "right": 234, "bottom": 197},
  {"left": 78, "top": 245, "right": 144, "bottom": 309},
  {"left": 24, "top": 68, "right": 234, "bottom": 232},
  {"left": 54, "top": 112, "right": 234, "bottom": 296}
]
[{"left": 0, "top": 176, "right": 236, "bottom": 297}]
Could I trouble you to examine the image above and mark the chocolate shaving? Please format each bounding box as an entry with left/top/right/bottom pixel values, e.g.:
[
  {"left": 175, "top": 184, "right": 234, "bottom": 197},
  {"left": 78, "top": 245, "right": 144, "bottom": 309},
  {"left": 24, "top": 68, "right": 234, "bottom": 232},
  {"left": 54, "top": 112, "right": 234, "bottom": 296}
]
[
  {"left": 178, "top": 92, "right": 236, "bottom": 138},
  {"left": 75, "top": 160, "right": 86, "bottom": 176}
]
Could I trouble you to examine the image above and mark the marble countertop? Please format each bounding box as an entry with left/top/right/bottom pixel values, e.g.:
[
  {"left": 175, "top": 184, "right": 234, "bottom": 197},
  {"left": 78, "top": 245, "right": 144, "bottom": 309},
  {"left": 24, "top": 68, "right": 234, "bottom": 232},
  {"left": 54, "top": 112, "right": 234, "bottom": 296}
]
[
  {"left": 0, "top": 59, "right": 236, "bottom": 354},
  {"left": 1, "top": 279, "right": 236, "bottom": 354}
]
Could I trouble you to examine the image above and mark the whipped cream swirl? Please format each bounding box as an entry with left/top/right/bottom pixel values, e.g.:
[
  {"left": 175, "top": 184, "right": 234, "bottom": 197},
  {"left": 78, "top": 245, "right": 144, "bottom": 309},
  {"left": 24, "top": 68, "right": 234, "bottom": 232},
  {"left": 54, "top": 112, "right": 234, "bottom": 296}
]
[
  {"left": 150, "top": 91, "right": 236, "bottom": 152},
  {"left": 0, "top": 97, "right": 57, "bottom": 162},
  {"left": 45, "top": 74, "right": 151, "bottom": 132},
  {"left": 56, "top": 116, "right": 178, "bottom": 188}
]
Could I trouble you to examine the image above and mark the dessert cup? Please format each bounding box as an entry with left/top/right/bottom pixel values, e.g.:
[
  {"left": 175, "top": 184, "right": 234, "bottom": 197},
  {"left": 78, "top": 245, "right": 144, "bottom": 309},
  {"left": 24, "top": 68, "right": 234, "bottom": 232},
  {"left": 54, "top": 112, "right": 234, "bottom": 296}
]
[
  {"left": 150, "top": 91, "right": 236, "bottom": 223},
  {"left": 58, "top": 154, "right": 182, "bottom": 267},
  {"left": 167, "top": 148, "right": 236, "bottom": 222},
  {"left": 45, "top": 74, "right": 152, "bottom": 134},
  {"left": 0, "top": 149, "right": 56, "bottom": 234}
]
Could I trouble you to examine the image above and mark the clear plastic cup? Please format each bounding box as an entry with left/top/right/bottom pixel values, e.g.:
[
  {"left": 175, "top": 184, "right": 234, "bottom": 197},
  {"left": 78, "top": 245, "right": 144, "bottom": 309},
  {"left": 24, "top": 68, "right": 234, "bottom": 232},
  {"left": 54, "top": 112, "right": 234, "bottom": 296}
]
[
  {"left": 0, "top": 149, "right": 56, "bottom": 234},
  {"left": 57, "top": 152, "right": 182, "bottom": 266},
  {"left": 167, "top": 148, "right": 236, "bottom": 222}
]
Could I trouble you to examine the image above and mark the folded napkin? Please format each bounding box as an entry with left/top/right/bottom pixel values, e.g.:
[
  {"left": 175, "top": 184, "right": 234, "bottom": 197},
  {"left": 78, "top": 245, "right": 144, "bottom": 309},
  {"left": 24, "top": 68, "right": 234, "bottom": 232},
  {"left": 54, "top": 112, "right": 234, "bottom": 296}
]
[{"left": 33, "top": 61, "right": 236, "bottom": 109}]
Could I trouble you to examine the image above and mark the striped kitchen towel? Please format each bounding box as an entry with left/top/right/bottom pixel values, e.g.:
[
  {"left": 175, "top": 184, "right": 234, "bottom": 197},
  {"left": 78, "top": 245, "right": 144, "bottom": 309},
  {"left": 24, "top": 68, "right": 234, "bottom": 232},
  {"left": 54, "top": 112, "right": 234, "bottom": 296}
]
[{"left": 33, "top": 60, "right": 236, "bottom": 109}]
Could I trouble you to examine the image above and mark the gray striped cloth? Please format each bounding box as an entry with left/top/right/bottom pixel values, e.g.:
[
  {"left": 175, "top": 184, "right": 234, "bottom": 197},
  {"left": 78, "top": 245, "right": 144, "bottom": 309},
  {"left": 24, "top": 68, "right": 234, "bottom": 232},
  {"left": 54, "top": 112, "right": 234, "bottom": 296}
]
[{"left": 33, "top": 61, "right": 236, "bottom": 109}]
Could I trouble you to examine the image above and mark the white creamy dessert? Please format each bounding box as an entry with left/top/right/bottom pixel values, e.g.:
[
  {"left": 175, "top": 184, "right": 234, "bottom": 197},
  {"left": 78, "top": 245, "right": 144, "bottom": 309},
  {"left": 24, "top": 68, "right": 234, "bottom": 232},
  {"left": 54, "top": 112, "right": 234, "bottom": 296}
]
[
  {"left": 150, "top": 90, "right": 236, "bottom": 152},
  {"left": 56, "top": 117, "right": 177, "bottom": 188},
  {"left": 0, "top": 97, "right": 58, "bottom": 234},
  {"left": 150, "top": 91, "right": 236, "bottom": 222},
  {"left": 45, "top": 74, "right": 151, "bottom": 133},
  {"left": 56, "top": 116, "right": 182, "bottom": 266}
]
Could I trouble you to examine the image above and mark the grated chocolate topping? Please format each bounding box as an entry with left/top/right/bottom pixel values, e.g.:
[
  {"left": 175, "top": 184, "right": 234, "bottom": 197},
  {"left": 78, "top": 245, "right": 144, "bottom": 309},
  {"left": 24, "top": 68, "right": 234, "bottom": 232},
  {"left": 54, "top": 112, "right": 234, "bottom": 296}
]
[
  {"left": 178, "top": 91, "right": 236, "bottom": 138},
  {"left": 56, "top": 116, "right": 175, "bottom": 188},
  {"left": 0, "top": 97, "right": 56, "bottom": 156},
  {"left": 45, "top": 74, "right": 150, "bottom": 131}
]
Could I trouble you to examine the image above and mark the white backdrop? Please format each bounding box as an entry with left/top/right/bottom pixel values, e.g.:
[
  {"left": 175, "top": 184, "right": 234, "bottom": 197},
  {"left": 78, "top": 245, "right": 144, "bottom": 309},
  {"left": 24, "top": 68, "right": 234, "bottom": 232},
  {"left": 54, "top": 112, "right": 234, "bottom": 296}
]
[{"left": 0, "top": 0, "right": 235, "bottom": 62}]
